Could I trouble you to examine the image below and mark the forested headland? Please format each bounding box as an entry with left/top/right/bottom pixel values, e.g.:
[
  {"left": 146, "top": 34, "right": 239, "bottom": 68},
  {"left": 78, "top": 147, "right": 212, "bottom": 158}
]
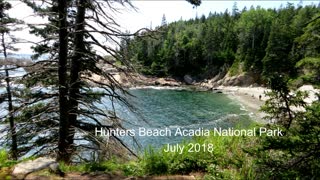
[{"left": 121, "top": 3, "right": 320, "bottom": 87}]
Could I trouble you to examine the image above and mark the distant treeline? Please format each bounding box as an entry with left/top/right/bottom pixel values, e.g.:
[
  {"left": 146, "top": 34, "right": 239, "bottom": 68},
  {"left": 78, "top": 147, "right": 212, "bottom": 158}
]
[{"left": 121, "top": 3, "right": 320, "bottom": 86}]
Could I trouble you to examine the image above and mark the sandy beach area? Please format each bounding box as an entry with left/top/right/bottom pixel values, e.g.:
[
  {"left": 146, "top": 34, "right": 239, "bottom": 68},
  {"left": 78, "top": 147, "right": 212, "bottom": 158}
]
[
  {"left": 218, "top": 86, "right": 269, "bottom": 122},
  {"left": 219, "top": 85, "right": 319, "bottom": 123}
]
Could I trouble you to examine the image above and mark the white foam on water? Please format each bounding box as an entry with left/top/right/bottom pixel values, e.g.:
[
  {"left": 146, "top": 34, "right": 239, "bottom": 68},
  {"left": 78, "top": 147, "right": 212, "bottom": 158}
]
[
  {"left": 166, "top": 113, "right": 244, "bottom": 130},
  {"left": 130, "top": 86, "right": 185, "bottom": 90}
]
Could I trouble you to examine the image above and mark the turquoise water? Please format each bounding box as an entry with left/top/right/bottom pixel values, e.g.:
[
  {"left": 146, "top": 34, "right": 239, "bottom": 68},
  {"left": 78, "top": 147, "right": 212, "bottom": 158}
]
[
  {"left": 117, "top": 88, "right": 252, "bottom": 151},
  {"left": 0, "top": 86, "right": 253, "bottom": 153}
]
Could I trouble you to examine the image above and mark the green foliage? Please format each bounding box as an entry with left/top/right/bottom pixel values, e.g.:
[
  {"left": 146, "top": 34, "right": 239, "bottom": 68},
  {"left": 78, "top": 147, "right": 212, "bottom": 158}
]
[
  {"left": 125, "top": 10, "right": 239, "bottom": 77},
  {"left": 141, "top": 147, "right": 169, "bottom": 175},
  {"left": 83, "top": 161, "right": 117, "bottom": 172},
  {"left": 59, "top": 162, "right": 86, "bottom": 173},
  {"left": 137, "top": 130, "right": 259, "bottom": 178},
  {"left": 124, "top": 4, "right": 319, "bottom": 87},
  {"left": 60, "top": 130, "right": 258, "bottom": 178},
  {"left": 121, "top": 161, "right": 144, "bottom": 176},
  {"left": 60, "top": 158, "right": 124, "bottom": 173},
  {"left": 257, "top": 77, "right": 320, "bottom": 179},
  {"left": 0, "top": 150, "right": 16, "bottom": 168},
  {"left": 228, "top": 59, "right": 242, "bottom": 76},
  {"left": 0, "top": 150, "right": 9, "bottom": 168},
  {"left": 294, "top": 13, "right": 320, "bottom": 87},
  {"left": 295, "top": 57, "right": 320, "bottom": 86},
  {"left": 236, "top": 6, "right": 274, "bottom": 72},
  {"left": 59, "top": 158, "right": 144, "bottom": 177},
  {"left": 261, "top": 75, "right": 307, "bottom": 129},
  {"left": 16, "top": 0, "right": 137, "bottom": 162},
  {"left": 262, "top": 4, "right": 297, "bottom": 79}
]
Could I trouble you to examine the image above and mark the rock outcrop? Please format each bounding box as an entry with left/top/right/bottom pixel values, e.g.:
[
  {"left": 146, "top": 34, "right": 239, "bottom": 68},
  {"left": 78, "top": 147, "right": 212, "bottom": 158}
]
[
  {"left": 154, "top": 78, "right": 181, "bottom": 86},
  {"left": 12, "top": 157, "right": 61, "bottom": 179},
  {"left": 184, "top": 74, "right": 194, "bottom": 85},
  {"left": 201, "top": 73, "right": 257, "bottom": 89}
]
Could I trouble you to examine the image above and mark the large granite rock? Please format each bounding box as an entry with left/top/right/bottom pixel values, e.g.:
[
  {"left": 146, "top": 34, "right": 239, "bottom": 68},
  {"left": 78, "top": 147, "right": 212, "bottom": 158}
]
[
  {"left": 184, "top": 75, "right": 194, "bottom": 85},
  {"left": 12, "top": 157, "right": 60, "bottom": 179},
  {"left": 236, "top": 74, "right": 254, "bottom": 86},
  {"left": 212, "top": 73, "right": 255, "bottom": 87},
  {"left": 154, "top": 78, "right": 181, "bottom": 86}
]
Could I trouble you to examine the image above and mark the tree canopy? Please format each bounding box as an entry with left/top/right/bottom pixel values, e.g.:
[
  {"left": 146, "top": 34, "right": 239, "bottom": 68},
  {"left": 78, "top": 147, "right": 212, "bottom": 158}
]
[{"left": 123, "top": 4, "right": 320, "bottom": 87}]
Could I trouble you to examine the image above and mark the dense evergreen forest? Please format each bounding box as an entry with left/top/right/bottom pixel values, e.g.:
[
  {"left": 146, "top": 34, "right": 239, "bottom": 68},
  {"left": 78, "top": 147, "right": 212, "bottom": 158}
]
[{"left": 122, "top": 3, "right": 320, "bottom": 86}]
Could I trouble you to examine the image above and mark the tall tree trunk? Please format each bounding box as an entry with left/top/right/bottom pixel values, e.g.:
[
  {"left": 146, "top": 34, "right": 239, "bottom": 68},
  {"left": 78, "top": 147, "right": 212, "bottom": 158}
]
[
  {"left": 1, "top": 32, "right": 18, "bottom": 160},
  {"left": 68, "top": 0, "right": 86, "bottom": 153},
  {"left": 57, "top": 0, "right": 71, "bottom": 163}
]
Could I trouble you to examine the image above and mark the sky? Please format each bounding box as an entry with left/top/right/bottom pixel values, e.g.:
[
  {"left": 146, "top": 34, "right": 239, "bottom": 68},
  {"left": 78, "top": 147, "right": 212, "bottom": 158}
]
[{"left": 7, "top": 0, "right": 320, "bottom": 54}]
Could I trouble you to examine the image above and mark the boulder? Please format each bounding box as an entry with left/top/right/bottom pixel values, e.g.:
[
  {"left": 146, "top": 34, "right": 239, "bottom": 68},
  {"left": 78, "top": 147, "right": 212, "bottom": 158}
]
[
  {"left": 217, "top": 73, "right": 255, "bottom": 86},
  {"left": 155, "top": 78, "right": 167, "bottom": 86},
  {"left": 184, "top": 75, "right": 194, "bottom": 85},
  {"left": 237, "top": 74, "right": 254, "bottom": 86},
  {"left": 224, "top": 76, "right": 236, "bottom": 86},
  {"left": 155, "top": 78, "right": 180, "bottom": 86},
  {"left": 216, "top": 79, "right": 223, "bottom": 86},
  {"left": 12, "top": 157, "right": 60, "bottom": 179}
]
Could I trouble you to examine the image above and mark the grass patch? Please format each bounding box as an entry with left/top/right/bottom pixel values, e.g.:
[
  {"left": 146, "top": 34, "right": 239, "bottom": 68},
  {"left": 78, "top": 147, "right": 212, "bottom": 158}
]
[
  {"left": 57, "top": 124, "right": 261, "bottom": 179},
  {"left": 0, "top": 150, "right": 17, "bottom": 180},
  {"left": 59, "top": 157, "right": 141, "bottom": 176},
  {"left": 0, "top": 132, "right": 260, "bottom": 179},
  {"left": 0, "top": 150, "right": 17, "bottom": 168},
  {"left": 228, "top": 59, "right": 243, "bottom": 76},
  {"left": 134, "top": 125, "right": 261, "bottom": 179}
]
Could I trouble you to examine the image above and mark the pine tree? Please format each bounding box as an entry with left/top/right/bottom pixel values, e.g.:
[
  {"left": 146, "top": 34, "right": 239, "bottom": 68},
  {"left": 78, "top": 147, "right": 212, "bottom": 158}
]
[
  {"left": 236, "top": 6, "right": 274, "bottom": 73},
  {"left": 0, "top": 0, "right": 22, "bottom": 160},
  {"left": 56, "top": 0, "right": 70, "bottom": 163},
  {"left": 161, "top": 14, "right": 167, "bottom": 27},
  {"left": 21, "top": 0, "right": 137, "bottom": 163},
  {"left": 262, "top": 3, "right": 297, "bottom": 78},
  {"left": 257, "top": 76, "right": 320, "bottom": 178},
  {"left": 295, "top": 13, "right": 320, "bottom": 86}
]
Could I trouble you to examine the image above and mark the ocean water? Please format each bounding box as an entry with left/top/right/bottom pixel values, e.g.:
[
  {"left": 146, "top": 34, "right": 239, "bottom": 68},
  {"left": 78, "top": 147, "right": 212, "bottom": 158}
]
[
  {"left": 114, "top": 88, "right": 252, "bottom": 151},
  {"left": 0, "top": 54, "right": 254, "bottom": 154},
  {"left": 1, "top": 82, "right": 252, "bottom": 153}
]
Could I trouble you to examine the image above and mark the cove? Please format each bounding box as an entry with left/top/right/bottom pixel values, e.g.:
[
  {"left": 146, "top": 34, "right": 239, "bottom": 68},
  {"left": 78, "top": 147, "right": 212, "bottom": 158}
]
[
  {"left": 0, "top": 86, "right": 254, "bottom": 154},
  {"left": 115, "top": 87, "right": 253, "bottom": 151}
]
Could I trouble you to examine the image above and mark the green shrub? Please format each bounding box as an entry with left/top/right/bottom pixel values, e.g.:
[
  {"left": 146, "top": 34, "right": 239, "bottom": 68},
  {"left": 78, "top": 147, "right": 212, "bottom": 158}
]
[
  {"left": 0, "top": 150, "right": 8, "bottom": 167},
  {"left": 122, "top": 161, "right": 144, "bottom": 176},
  {"left": 138, "top": 132, "right": 258, "bottom": 178},
  {"left": 141, "top": 146, "right": 169, "bottom": 175},
  {"left": 229, "top": 59, "right": 243, "bottom": 76},
  {"left": 60, "top": 159, "right": 122, "bottom": 173},
  {"left": 0, "top": 150, "right": 17, "bottom": 168},
  {"left": 59, "top": 126, "right": 260, "bottom": 179}
]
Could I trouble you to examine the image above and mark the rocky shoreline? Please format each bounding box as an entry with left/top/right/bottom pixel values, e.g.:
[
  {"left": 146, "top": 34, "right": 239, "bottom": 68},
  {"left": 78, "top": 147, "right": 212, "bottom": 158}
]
[
  {"left": 109, "top": 72, "right": 268, "bottom": 120},
  {"left": 92, "top": 71, "right": 319, "bottom": 123}
]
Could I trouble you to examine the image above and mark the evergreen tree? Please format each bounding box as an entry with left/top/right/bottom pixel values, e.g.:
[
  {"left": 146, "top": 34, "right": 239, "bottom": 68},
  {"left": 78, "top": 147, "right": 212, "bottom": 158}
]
[
  {"left": 0, "top": 0, "right": 21, "bottom": 160},
  {"left": 161, "top": 14, "right": 167, "bottom": 27},
  {"left": 236, "top": 6, "right": 274, "bottom": 73},
  {"left": 295, "top": 13, "right": 320, "bottom": 86},
  {"left": 262, "top": 3, "right": 297, "bottom": 78},
  {"left": 56, "top": 0, "right": 70, "bottom": 163},
  {"left": 257, "top": 76, "right": 320, "bottom": 178},
  {"left": 21, "top": 0, "right": 136, "bottom": 163}
]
